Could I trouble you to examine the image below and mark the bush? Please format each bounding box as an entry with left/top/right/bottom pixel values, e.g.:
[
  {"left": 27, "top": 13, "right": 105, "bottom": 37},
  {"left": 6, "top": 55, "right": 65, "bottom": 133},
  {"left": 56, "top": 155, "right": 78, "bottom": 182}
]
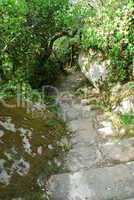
[
  {"left": 0, "top": 0, "right": 73, "bottom": 95},
  {"left": 82, "top": 0, "right": 134, "bottom": 82}
]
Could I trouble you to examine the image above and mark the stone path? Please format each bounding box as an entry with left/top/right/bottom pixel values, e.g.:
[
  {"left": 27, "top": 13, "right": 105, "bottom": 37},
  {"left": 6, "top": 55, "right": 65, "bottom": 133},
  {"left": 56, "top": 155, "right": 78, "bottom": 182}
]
[{"left": 48, "top": 72, "right": 134, "bottom": 200}]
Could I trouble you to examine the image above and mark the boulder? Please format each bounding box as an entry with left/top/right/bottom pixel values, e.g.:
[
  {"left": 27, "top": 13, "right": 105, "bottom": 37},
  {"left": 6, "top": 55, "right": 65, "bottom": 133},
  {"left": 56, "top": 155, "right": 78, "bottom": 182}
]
[
  {"left": 78, "top": 51, "right": 110, "bottom": 88},
  {"left": 97, "top": 113, "right": 123, "bottom": 139},
  {"left": 111, "top": 82, "right": 134, "bottom": 114},
  {"left": 114, "top": 96, "right": 134, "bottom": 114}
]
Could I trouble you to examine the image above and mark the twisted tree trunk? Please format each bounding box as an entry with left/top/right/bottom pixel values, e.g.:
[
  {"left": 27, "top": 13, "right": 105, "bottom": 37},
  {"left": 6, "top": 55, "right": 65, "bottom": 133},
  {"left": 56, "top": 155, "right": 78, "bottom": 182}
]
[{"left": 37, "top": 29, "right": 78, "bottom": 68}]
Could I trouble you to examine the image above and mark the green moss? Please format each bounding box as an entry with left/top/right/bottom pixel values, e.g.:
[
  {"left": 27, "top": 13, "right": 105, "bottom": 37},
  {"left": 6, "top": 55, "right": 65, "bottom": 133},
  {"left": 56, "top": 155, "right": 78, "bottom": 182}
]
[
  {"left": 0, "top": 100, "right": 69, "bottom": 199},
  {"left": 121, "top": 114, "right": 134, "bottom": 125}
]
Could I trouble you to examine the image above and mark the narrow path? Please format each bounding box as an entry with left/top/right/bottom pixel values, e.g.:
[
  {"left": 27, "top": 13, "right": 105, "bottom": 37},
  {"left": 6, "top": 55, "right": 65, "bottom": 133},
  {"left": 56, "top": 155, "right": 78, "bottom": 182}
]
[{"left": 48, "top": 71, "right": 134, "bottom": 200}]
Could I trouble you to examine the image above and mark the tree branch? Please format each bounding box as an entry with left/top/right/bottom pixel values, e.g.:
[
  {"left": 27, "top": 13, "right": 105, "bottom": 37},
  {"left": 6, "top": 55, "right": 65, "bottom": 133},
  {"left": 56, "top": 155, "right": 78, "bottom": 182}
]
[{"left": 38, "top": 29, "right": 78, "bottom": 66}]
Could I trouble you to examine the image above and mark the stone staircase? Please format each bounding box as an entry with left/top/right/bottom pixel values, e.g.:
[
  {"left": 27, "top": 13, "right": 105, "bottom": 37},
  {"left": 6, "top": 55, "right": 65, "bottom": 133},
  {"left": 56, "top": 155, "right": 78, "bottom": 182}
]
[{"left": 47, "top": 72, "right": 134, "bottom": 200}]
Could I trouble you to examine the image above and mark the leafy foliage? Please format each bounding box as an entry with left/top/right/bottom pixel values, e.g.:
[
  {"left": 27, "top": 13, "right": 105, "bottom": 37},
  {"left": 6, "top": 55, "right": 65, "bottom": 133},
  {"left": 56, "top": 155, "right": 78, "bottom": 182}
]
[
  {"left": 0, "top": 0, "right": 133, "bottom": 96},
  {"left": 82, "top": 0, "right": 134, "bottom": 82},
  {"left": 0, "top": 0, "right": 78, "bottom": 94},
  {"left": 121, "top": 113, "right": 134, "bottom": 125}
]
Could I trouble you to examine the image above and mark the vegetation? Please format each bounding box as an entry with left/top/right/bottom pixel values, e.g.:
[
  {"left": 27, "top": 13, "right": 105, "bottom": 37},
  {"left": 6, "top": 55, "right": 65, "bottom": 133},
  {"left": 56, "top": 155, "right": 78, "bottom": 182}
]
[
  {"left": 0, "top": 0, "right": 134, "bottom": 199},
  {"left": 82, "top": 0, "right": 134, "bottom": 82},
  {"left": 0, "top": 0, "right": 89, "bottom": 95},
  {"left": 0, "top": 0, "right": 133, "bottom": 97},
  {"left": 0, "top": 99, "right": 69, "bottom": 199},
  {"left": 121, "top": 114, "right": 134, "bottom": 125}
]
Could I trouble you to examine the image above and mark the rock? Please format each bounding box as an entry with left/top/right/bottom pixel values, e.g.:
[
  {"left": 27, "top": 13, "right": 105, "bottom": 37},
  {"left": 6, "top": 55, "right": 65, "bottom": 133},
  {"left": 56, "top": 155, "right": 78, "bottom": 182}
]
[
  {"left": 22, "top": 136, "right": 32, "bottom": 155},
  {"left": 114, "top": 96, "right": 134, "bottom": 114},
  {"left": 0, "top": 130, "right": 4, "bottom": 138},
  {"left": 98, "top": 112, "right": 123, "bottom": 133},
  {"left": 37, "top": 174, "right": 46, "bottom": 188},
  {"left": 81, "top": 99, "right": 89, "bottom": 106},
  {"left": 54, "top": 158, "right": 61, "bottom": 167},
  {"left": 65, "top": 146, "right": 101, "bottom": 172},
  {"left": 100, "top": 138, "right": 134, "bottom": 163},
  {"left": 78, "top": 52, "right": 110, "bottom": 88},
  {"left": 37, "top": 146, "right": 43, "bottom": 155},
  {"left": 88, "top": 62, "right": 108, "bottom": 87},
  {"left": 97, "top": 116, "right": 120, "bottom": 138},
  {"left": 98, "top": 126, "right": 115, "bottom": 138},
  {"left": 19, "top": 128, "right": 32, "bottom": 137},
  {"left": 48, "top": 144, "right": 54, "bottom": 150},
  {"left": 111, "top": 82, "right": 134, "bottom": 113},
  {"left": 48, "top": 162, "right": 134, "bottom": 200},
  {"left": 0, "top": 118, "right": 16, "bottom": 132},
  {"left": 119, "top": 127, "right": 127, "bottom": 137},
  {"left": 111, "top": 82, "right": 122, "bottom": 94},
  {"left": 0, "top": 159, "right": 11, "bottom": 185},
  {"left": 64, "top": 118, "right": 101, "bottom": 172},
  {"left": 12, "top": 158, "right": 30, "bottom": 176}
]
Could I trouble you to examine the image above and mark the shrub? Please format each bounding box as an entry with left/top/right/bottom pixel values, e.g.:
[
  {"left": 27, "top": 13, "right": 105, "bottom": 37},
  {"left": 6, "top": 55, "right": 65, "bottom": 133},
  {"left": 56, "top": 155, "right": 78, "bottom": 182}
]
[{"left": 81, "top": 0, "right": 134, "bottom": 82}]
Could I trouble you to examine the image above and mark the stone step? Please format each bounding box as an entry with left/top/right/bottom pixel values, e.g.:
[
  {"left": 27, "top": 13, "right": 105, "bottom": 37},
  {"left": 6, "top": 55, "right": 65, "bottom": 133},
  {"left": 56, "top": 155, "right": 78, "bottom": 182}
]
[
  {"left": 65, "top": 145, "right": 101, "bottom": 172},
  {"left": 63, "top": 118, "right": 101, "bottom": 172},
  {"left": 61, "top": 104, "right": 96, "bottom": 121},
  {"left": 48, "top": 162, "right": 134, "bottom": 200}
]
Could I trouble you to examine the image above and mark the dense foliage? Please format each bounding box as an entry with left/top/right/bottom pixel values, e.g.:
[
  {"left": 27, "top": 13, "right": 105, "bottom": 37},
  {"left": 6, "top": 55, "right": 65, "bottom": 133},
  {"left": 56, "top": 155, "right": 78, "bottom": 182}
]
[
  {"left": 0, "top": 0, "right": 134, "bottom": 199},
  {"left": 82, "top": 0, "right": 134, "bottom": 82},
  {"left": 0, "top": 0, "right": 81, "bottom": 96},
  {"left": 0, "top": 0, "right": 133, "bottom": 97}
]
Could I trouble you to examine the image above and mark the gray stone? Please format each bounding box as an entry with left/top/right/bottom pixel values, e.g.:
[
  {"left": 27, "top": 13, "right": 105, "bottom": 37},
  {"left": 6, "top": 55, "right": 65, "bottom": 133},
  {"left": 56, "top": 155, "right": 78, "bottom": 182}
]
[
  {"left": 114, "top": 96, "right": 134, "bottom": 114},
  {"left": 0, "top": 118, "right": 16, "bottom": 132},
  {"left": 48, "top": 71, "right": 134, "bottom": 200},
  {"left": 0, "top": 159, "right": 11, "bottom": 185},
  {"left": 99, "top": 138, "right": 134, "bottom": 163},
  {"left": 0, "top": 130, "right": 4, "bottom": 138},
  {"left": 81, "top": 99, "right": 89, "bottom": 106},
  {"left": 125, "top": 199, "right": 134, "bottom": 200},
  {"left": 64, "top": 119, "right": 101, "bottom": 172},
  {"left": 78, "top": 52, "right": 110, "bottom": 88},
  {"left": 65, "top": 145, "right": 101, "bottom": 172},
  {"left": 48, "top": 162, "right": 134, "bottom": 200},
  {"left": 12, "top": 158, "right": 30, "bottom": 176}
]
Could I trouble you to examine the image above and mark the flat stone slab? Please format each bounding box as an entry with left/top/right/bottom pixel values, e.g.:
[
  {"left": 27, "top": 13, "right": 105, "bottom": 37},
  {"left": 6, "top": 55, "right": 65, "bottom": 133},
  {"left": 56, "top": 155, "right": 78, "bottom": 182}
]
[
  {"left": 65, "top": 145, "right": 101, "bottom": 171},
  {"left": 125, "top": 199, "right": 134, "bottom": 200},
  {"left": 99, "top": 138, "right": 134, "bottom": 164},
  {"left": 48, "top": 162, "right": 134, "bottom": 200},
  {"left": 64, "top": 119, "right": 101, "bottom": 172},
  {"left": 69, "top": 119, "right": 96, "bottom": 145}
]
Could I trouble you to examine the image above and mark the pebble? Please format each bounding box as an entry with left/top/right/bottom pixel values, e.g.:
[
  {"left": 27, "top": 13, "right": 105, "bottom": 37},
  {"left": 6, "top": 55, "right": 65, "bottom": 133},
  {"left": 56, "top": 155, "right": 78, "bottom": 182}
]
[
  {"left": 0, "top": 130, "right": 4, "bottom": 138},
  {"left": 37, "top": 146, "right": 43, "bottom": 155},
  {"left": 48, "top": 144, "right": 53, "bottom": 150}
]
